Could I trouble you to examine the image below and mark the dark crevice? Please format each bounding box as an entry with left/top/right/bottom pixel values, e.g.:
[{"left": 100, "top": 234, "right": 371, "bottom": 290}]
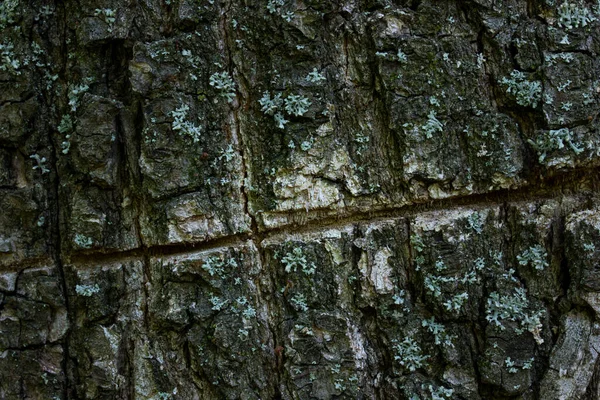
[
  {"left": 404, "top": 217, "right": 419, "bottom": 308},
  {"left": 584, "top": 356, "right": 600, "bottom": 400},
  {"left": 69, "top": 231, "right": 253, "bottom": 266},
  {"left": 258, "top": 165, "right": 600, "bottom": 240},
  {"left": 49, "top": 3, "right": 74, "bottom": 398},
  {"left": 556, "top": 213, "right": 571, "bottom": 299},
  {"left": 349, "top": 222, "right": 365, "bottom": 310},
  {"left": 59, "top": 164, "right": 600, "bottom": 265},
  {"left": 221, "top": 2, "right": 283, "bottom": 399},
  {"left": 365, "top": 16, "right": 407, "bottom": 196},
  {"left": 469, "top": 322, "right": 486, "bottom": 400},
  {"left": 182, "top": 338, "right": 192, "bottom": 370},
  {"left": 221, "top": 5, "right": 260, "bottom": 243},
  {"left": 3, "top": 340, "right": 65, "bottom": 352}
]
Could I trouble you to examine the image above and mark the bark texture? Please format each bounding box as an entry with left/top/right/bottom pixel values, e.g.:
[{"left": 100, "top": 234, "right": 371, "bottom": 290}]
[{"left": 2, "top": 0, "right": 600, "bottom": 398}]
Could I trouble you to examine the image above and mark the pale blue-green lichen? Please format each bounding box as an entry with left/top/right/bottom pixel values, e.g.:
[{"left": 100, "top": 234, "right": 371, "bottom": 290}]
[
  {"left": 422, "top": 317, "right": 455, "bottom": 348},
  {"left": 0, "top": 0, "right": 19, "bottom": 29},
  {"left": 170, "top": 104, "right": 202, "bottom": 143},
  {"left": 281, "top": 247, "right": 315, "bottom": 275},
  {"left": 485, "top": 287, "right": 545, "bottom": 344},
  {"left": 517, "top": 245, "right": 549, "bottom": 271},
  {"left": 75, "top": 284, "right": 100, "bottom": 297},
  {"left": 528, "top": 128, "right": 584, "bottom": 163},
  {"left": 289, "top": 293, "right": 309, "bottom": 312},
  {"left": 421, "top": 111, "right": 444, "bottom": 138},
  {"left": 94, "top": 8, "right": 116, "bottom": 33},
  {"left": 74, "top": 233, "right": 93, "bottom": 248},
  {"left": 209, "top": 71, "right": 236, "bottom": 103},
  {"left": 30, "top": 154, "right": 50, "bottom": 174},
  {"left": 305, "top": 68, "right": 326, "bottom": 84},
  {"left": 58, "top": 114, "right": 73, "bottom": 154},
  {"left": 500, "top": 70, "right": 542, "bottom": 108},
  {"left": 556, "top": 1, "right": 595, "bottom": 30},
  {"left": 392, "top": 337, "right": 429, "bottom": 372},
  {"left": 284, "top": 94, "right": 311, "bottom": 116}
]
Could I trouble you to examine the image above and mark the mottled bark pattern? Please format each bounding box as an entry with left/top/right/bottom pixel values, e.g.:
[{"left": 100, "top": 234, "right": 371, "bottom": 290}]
[{"left": 2, "top": 0, "right": 600, "bottom": 399}]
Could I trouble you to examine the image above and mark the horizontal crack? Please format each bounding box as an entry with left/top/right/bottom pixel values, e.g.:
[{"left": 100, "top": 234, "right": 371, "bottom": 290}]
[
  {"left": 2, "top": 341, "right": 65, "bottom": 352},
  {"left": 258, "top": 165, "right": 600, "bottom": 241},
  {"left": 67, "top": 232, "right": 254, "bottom": 267},
  {"left": 58, "top": 165, "right": 600, "bottom": 264}
]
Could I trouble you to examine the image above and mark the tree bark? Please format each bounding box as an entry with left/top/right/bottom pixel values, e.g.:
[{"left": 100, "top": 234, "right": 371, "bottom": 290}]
[{"left": 1, "top": 0, "right": 600, "bottom": 398}]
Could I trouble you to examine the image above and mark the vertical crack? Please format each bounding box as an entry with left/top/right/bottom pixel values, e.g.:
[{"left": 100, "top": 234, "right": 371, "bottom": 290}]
[
  {"left": 119, "top": 36, "right": 150, "bottom": 397},
  {"left": 584, "top": 356, "right": 600, "bottom": 400},
  {"left": 220, "top": 2, "right": 260, "bottom": 241},
  {"left": 555, "top": 206, "right": 571, "bottom": 301},
  {"left": 219, "top": 3, "right": 284, "bottom": 398},
  {"left": 47, "top": 2, "right": 74, "bottom": 398},
  {"left": 48, "top": 62, "right": 72, "bottom": 400}
]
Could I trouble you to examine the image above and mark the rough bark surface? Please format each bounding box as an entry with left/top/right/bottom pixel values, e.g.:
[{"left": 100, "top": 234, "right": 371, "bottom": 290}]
[{"left": 2, "top": 0, "right": 600, "bottom": 399}]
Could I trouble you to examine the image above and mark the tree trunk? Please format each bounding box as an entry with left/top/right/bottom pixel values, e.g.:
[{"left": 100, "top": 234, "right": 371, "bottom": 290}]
[{"left": 1, "top": 0, "right": 600, "bottom": 398}]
